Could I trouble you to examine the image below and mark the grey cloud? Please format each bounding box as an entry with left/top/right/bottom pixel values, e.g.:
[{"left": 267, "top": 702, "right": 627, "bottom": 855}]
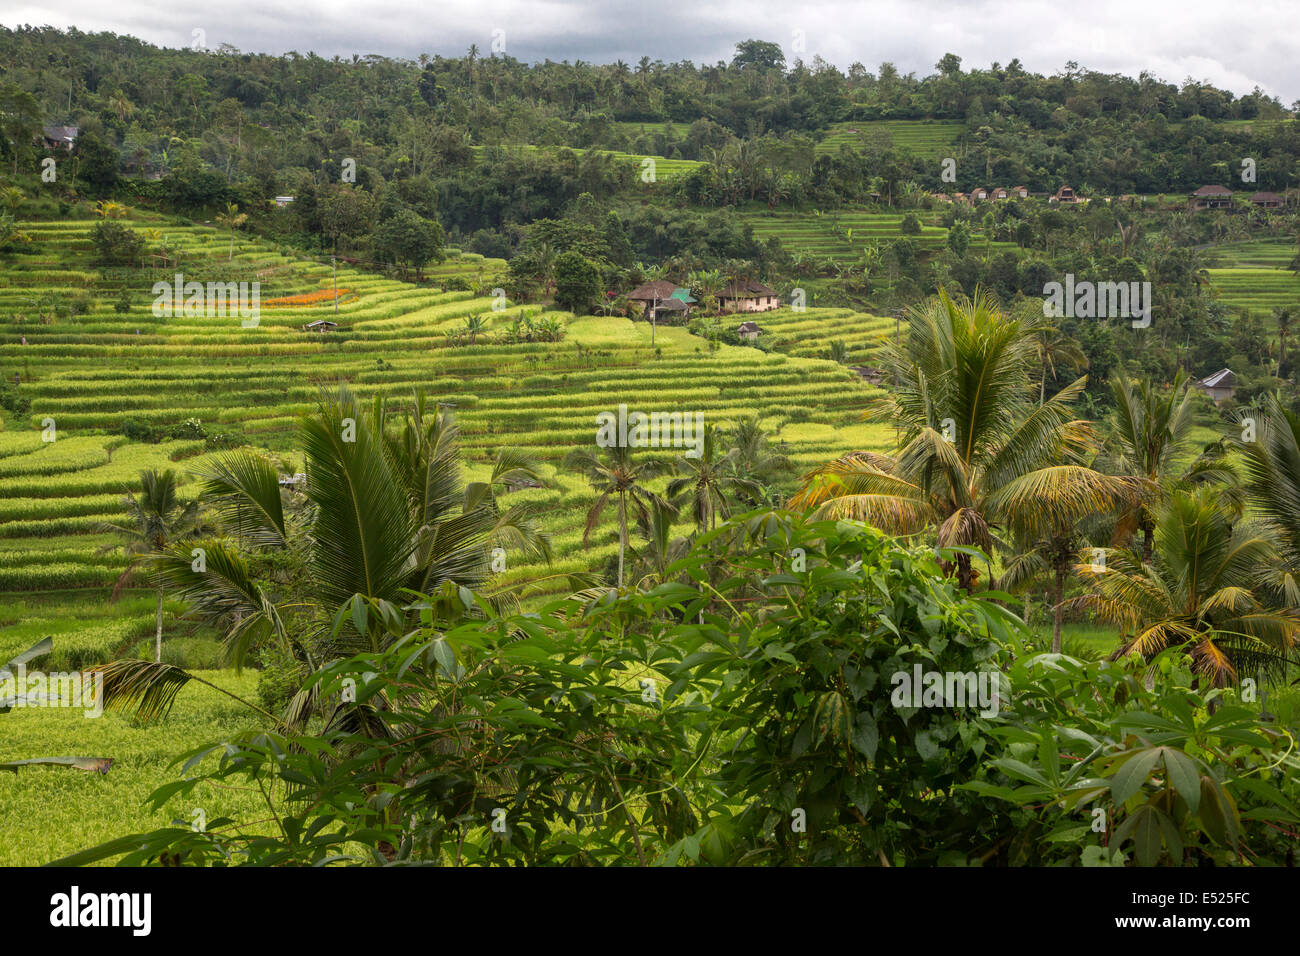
[{"left": 3, "top": 0, "right": 1295, "bottom": 101}]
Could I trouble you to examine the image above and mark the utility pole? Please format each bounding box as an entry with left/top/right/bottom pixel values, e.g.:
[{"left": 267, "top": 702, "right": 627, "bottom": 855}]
[{"left": 651, "top": 291, "right": 657, "bottom": 347}]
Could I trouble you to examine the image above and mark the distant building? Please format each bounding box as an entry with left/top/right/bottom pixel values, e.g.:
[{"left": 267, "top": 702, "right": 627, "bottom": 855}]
[
  {"left": 718, "top": 279, "right": 780, "bottom": 313},
  {"left": 274, "top": 196, "right": 296, "bottom": 207},
  {"left": 1249, "top": 191, "right": 1285, "bottom": 209},
  {"left": 40, "top": 125, "right": 78, "bottom": 150},
  {"left": 1189, "top": 185, "right": 1234, "bottom": 210},
  {"left": 735, "top": 320, "right": 763, "bottom": 342},
  {"left": 1050, "top": 185, "right": 1083, "bottom": 204},
  {"left": 1011, "top": 185, "right": 1029, "bottom": 199},
  {"left": 990, "top": 187, "right": 1010, "bottom": 200},
  {"left": 278, "top": 472, "right": 307, "bottom": 489},
  {"left": 627, "top": 280, "right": 695, "bottom": 320},
  {"left": 1194, "top": 368, "right": 1237, "bottom": 403},
  {"left": 969, "top": 187, "right": 989, "bottom": 202},
  {"left": 303, "top": 319, "right": 339, "bottom": 333}
]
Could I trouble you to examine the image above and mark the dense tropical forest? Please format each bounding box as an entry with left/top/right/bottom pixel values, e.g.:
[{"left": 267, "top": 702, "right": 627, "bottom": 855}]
[{"left": 1, "top": 24, "right": 1300, "bottom": 872}]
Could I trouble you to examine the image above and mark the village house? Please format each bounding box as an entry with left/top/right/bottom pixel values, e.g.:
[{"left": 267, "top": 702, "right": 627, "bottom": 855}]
[
  {"left": 303, "top": 319, "right": 339, "bottom": 333},
  {"left": 990, "top": 187, "right": 1010, "bottom": 200},
  {"left": 969, "top": 187, "right": 989, "bottom": 202},
  {"left": 1189, "top": 185, "right": 1234, "bottom": 210},
  {"left": 1011, "top": 185, "right": 1029, "bottom": 199},
  {"left": 1049, "top": 185, "right": 1083, "bottom": 204},
  {"left": 1194, "top": 368, "right": 1237, "bottom": 404},
  {"left": 627, "top": 280, "right": 696, "bottom": 321},
  {"left": 718, "top": 279, "right": 780, "bottom": 313},
  {"left": 274, "top": 196, "right": 296, "bottom": 207},
  {"left": 1249, "top": 191, "right": 1285, "bottom": 210},
  {"left": 735, "top": 320, "right": 763, "bottom": 342},
  {"left": 40, "top": 125, "right": 78, "bottom": 150}
]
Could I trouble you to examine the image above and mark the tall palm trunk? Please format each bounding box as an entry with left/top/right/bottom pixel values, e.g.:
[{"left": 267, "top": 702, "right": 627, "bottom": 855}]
[
  {"left": 955, "top": 552, "right": 975, "bottom": 591},
  {"left": 617, "top": 492, "right": 626, "bottom": 588},
  {"left": 155, "top": 589, "right": 164, "bottom": 663},
  {"left": 1052, "top": 569, "right": 1065, "bottom": 654}
]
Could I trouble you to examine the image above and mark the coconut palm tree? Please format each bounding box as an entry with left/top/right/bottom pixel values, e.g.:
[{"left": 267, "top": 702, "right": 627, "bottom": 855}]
[
  {"left": 1077, "top": 487, "right": 1300, "bottom": 687},
  {"left": 100, "top": 469, "right": 205, "bottom": 662},
  {"left": 624, "top": 495, "right": 691, "bottom": 588},
  {"left": 0, "top": 186, "right": 24, "bottom": 216},
  {"left": 1234, "top": 393, "right": 1300, "bottom": 603},
  {"left": 215, "top": 202, "right": 247, "bottom": 262},
  {"left": 105, "top": 389, "right": 550, "bottom": 722},
  {"left": 1034, "top": 320, "right": 1088, "bottom": 404},
  {"left": 1274, "top": 307, "right": 1293, "bottom": 370},
  {"left": 1000, "top": 462, "right": 1143, "bottom": 652},
  {"left": 1105, "top": 369, "right": 1229, "bottom": 562},
  {"left": 725, "top": 415, "right": 792, "bottom": 502},
  {"left": 666, "top": 424, "right": 763, "bottom": 533},
  {"left": 792, "top": 288, "right": 1129, "bottom": 591},
  {"left": 564, "top": 442, "right": 668, "bottom": 588}
]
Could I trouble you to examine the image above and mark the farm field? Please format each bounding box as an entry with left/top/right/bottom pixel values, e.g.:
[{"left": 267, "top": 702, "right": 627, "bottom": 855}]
[
  {"left": 1207, "top": 238, "right": 1300, "bottom": 314},
  {"left": 0, "top": 664, "right": 265, "bottom": 866},
  {"left": 738, "top": 208, "right": 951, "bottom": 259},
  {"left": 735, "top": 207, "right": 1024, "bottom": 267},
  {"left": 0, "top": 214, "right": 887, "bottom": 612},
  {"left": 815, "top": 119, "right": 967, "bottom": 157},
  {"left": 757, "top": 306, "right": 896, "bottom": 366},
  {"left": 469, "top": 143, "right": 702, "bottom": 180}
]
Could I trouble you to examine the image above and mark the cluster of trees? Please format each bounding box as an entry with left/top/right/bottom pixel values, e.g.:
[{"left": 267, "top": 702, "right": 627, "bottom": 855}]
[
  {"left": 797, "top": 289, "right": 1300, "bottom": 683},
  {"left": 786, "top": 195, "right": 1300, "bottom": 419},
  {"left": 4, "top": 28, "right": 1298, "bottom": 227}
]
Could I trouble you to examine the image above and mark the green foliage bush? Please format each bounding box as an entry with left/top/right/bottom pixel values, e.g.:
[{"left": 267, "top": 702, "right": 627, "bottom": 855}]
[
  {"left": 90, "top": 221, "right": 145, "bottom": 266},
  {"left": 64, "top": 512, "right": 1300, "bottom": 867}
]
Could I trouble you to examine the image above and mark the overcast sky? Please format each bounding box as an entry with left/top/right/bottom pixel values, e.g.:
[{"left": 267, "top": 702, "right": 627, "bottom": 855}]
[{"left": 5, "top": 0, "right": 1297, "bottom": 104}]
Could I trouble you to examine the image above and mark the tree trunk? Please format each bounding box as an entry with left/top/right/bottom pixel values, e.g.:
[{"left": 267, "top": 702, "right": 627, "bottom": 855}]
[
  {"left": 617, "top": 493, "right": 626, "bottom": 588},
  {"left": 1142, "top": 525, "right": 1154, "bottom": 564},
  {"left": 1051, "top": 570, "right": 1065, "bottom": 654},
  {"left": 956, "top": 552, "right": 974, "bottom": 591},
  {"left": 155, "top": 589, "right": 164, "bottom": 663}
]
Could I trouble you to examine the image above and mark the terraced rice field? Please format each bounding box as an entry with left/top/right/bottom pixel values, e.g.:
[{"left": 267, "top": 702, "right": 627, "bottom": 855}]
[
  {"left": 815, "top": 120, "right": 966, "bottom": 157},
  {"left": 757, "top": 307, "right": 897, "bottom": 366},
  {"left": 0, "top": 214, "right": 887, "bottom": 618},
  {"left": 739, "top": 209, "right": 953, "bottom": 260},
  {"left": 1206, "top": 239, "right": 1300, "bottom": 315},
  {"left": 469, "top": 143, "right": 702, "bottom": 180}
]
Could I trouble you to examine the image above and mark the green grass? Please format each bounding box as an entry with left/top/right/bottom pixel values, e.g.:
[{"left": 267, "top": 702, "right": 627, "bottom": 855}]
[{"left": 0, "top": 668, "right": 266, "bottom": 865}]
